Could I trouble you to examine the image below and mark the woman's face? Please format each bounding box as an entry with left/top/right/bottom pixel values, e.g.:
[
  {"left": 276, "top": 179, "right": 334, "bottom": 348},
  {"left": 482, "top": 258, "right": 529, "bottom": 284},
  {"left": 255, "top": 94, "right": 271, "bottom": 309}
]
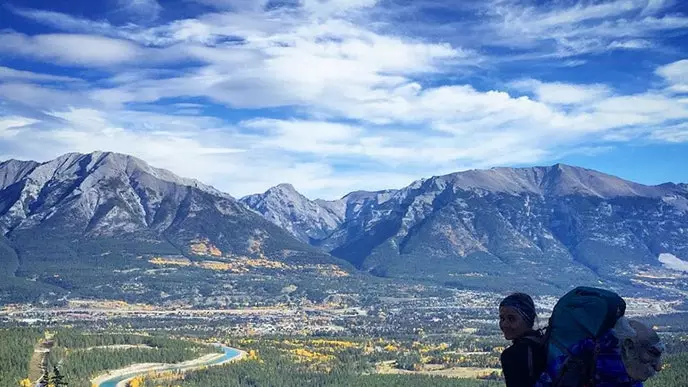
[{"left": 499, "top": 306, "right": 531, "bottom": 340}]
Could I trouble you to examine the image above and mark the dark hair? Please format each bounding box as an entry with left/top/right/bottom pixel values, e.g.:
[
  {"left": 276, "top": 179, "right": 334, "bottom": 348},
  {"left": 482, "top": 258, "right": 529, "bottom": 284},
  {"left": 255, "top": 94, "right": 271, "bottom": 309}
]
[{"left": 500, "top": 292, "right": 537, "bottom": 329}]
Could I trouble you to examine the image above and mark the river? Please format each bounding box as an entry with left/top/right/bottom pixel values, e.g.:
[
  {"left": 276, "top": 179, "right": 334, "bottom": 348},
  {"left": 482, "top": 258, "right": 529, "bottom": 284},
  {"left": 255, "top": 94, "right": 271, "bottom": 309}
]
[{"left": 96, "top": 345, "right": 242, "bottom": 387}]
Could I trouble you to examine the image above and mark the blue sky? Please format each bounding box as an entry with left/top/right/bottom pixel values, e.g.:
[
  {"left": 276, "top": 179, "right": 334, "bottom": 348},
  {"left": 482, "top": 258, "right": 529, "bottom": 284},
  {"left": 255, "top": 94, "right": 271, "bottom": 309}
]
[{"left": 0, "top": 0, "right": 687, "bottom": 198}]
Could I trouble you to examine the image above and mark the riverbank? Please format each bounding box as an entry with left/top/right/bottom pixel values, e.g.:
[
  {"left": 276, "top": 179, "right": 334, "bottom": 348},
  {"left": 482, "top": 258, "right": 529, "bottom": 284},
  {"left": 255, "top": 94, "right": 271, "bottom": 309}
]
[{"left": 91, "top": 345, "right": 245, "bottom": 387}]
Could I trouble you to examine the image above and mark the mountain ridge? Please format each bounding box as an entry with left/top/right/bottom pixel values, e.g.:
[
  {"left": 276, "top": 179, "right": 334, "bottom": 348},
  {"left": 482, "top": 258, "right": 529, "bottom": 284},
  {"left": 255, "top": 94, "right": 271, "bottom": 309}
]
[
  {"left": 2, "top": 152, "right": 687, "bottom": 303},
  {"left": 253, "top": 163, "right": 677, "bottom": 204},
  {"left": 0, "top": 151, "right": 350, "bottom": 305},
  {"left": 242, "top": 163, "right": 688, "bottom": 295},
  {"left": 242, "top": 163, "right": 687, "bottom": 245}
]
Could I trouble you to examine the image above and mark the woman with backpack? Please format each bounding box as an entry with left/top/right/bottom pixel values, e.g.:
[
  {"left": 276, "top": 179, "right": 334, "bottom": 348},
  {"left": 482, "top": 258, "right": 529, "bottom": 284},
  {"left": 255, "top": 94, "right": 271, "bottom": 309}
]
[{"left": 499, "top": 292, "right": 547, "bottom": 387}]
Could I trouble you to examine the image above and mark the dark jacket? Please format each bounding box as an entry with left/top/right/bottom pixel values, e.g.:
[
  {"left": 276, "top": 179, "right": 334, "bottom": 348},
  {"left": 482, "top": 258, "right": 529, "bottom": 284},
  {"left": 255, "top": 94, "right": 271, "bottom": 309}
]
[{"left": 501, "top": 332, "right": 547, "bottom": 387}]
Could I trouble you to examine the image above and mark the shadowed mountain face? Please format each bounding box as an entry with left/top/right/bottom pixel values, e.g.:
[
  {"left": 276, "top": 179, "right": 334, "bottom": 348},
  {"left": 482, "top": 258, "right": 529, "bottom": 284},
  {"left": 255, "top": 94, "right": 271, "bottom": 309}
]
[
  {"left": 0, "top": 152, "right": 346, "bottom": 304},
  {"left": 243, "top": 164, "right": 688, "bottom": 293}
]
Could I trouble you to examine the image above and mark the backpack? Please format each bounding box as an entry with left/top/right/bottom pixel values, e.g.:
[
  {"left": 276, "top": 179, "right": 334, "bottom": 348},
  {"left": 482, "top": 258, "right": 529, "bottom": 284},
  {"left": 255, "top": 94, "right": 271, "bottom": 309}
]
[{"left": 542, "top": 286, "right": 626, "bottom": 387}]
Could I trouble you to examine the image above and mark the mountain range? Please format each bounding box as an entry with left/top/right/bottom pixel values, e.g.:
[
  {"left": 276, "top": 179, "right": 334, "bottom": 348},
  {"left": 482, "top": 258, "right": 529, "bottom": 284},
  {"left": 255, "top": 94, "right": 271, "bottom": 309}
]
[
  {"left": 0, "top": 152, "right": 345, "bottom": 305},
  {"left": 1, "top": 151, "right": 687, "bottom": 304},
  {"left": 240, "top": 164, "right": 688, "bottom": 294}
]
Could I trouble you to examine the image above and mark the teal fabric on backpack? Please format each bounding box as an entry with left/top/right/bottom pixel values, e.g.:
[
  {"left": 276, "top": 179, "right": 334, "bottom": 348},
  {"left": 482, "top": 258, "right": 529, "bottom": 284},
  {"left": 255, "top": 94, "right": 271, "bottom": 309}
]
[
  {"left": 541, "top": 287, "right": 626, "bottom": 386},
  {"left": 546, "top": 286, "right": 626, "bottom": 363}
]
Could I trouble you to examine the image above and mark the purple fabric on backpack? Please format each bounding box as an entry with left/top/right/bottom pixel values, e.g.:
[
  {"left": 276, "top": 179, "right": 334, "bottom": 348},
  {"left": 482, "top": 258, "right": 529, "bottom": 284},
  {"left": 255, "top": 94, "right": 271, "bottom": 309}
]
[{"left": 535, "top": 330, "right": 642, "bottom": 387}]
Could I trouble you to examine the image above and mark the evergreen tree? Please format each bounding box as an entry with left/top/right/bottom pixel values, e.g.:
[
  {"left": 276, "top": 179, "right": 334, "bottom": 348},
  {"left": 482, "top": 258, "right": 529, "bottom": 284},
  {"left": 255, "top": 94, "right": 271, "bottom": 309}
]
[
  {"left": 49, "top": 366, "right": 68, "bottom": 386},
  {"left": 37, "top": 371, "right": 49, "bottom": 387}
]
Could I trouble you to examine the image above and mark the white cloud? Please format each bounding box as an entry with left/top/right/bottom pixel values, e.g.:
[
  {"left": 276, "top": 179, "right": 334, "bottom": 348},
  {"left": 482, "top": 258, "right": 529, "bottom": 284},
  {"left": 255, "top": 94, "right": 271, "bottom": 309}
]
[
  {"left": 0, "top": 33, "right": 141, "bottom": 67},
  {"left": 242, "top": 119, "right": 363, "bottom": 154},
  {"left": 530, "top": 0, "right": 638, "bottom": 26},
  {"left": 593, "top": 93, "right": 687, "bottom": 117},
  {"left": 0, "top": 66, "right": 81, "bottom": 83},
  {"left": 509, "top": 79, "right": 612, "bottom": 105},
  {"left": 117, "top": 0, "right": 163, "bottom": 21},
  {"left": 640, "top": 0, "right": 675, "bottom": 16},
  {"left": 190, "top": 0, "right": 270, "bottom": 11},
  {"left": 607, "top": 39, "right": 653, "bottom": 49},
  {"left": 9, "top": 8, "right": 180, "bottom": 46},
  {"left": 650, "top": 122, "right": 688, "bottom": 143},
  {"left": 192, "top": 0, "right": 378, "bottom": 16},
  {"left": 72, "top": 15, "right": 470, "bottom": 114},
  {"left": 0, "top": 83, "right": 88, "bottom": 109},
  {"left": 0, "top": 117, "right": 38, "bottom": 137},
  {"left": 657, "top": 59, "right": 688, "bottom": 93},
  {"left": 481, "top": 0, "right": 688, "bottom": 57},
  {"left": 302, "top": 0, "right": 379, "bottom": 17}
]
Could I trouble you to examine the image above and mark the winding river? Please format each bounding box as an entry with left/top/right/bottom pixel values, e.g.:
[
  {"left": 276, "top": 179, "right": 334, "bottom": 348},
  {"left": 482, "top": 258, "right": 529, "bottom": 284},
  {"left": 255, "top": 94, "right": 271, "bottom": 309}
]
[{"left": 95, "top": 345, "right": 243, "bottom": 387}]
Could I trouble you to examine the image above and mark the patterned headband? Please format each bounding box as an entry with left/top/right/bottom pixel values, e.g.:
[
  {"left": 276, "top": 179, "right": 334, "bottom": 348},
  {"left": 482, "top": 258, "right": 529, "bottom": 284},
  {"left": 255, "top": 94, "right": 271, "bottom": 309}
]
[{"left": 500, "top": 296, "right": 536, "bottom": 327}]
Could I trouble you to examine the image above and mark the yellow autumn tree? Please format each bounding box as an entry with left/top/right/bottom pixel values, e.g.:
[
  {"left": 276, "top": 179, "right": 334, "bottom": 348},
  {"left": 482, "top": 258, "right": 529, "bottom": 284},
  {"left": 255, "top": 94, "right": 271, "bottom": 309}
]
[
  {"left": 128, "top": 376, "right": 145, "bottom": 387},
  {"left": 19, "top": 379, "right": 32, "bottom": 387}
]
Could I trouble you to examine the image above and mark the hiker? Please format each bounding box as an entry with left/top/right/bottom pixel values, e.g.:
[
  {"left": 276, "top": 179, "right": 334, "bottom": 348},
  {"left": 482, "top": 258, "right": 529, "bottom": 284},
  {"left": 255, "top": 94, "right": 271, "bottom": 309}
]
[
  {"left": 536, "top": 317, "right": 664, "bottom": 386},
  {"left": 499, "top": 293, "right": 547, "bottom": 387},
  {"left": 615, "top": 317, "right": 664, "bottom": 383},
  {"left": 535, "top": 287, "right": 664, "bottom": 387}
]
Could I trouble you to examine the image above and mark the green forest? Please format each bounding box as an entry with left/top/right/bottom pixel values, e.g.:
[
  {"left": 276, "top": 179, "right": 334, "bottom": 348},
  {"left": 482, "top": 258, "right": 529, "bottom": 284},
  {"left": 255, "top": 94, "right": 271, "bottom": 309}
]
[
  {"left": 0, "top": 328, "right": 43, "bottom": 386},
  {"left": 139, "top": 344, "right": 502, "bottom": 387},
  {"left": 1, "top": 327, "right": 686, "bottom": 387},
  {"left": 152, "top": 364, "right": 502, "bottom": 387},
  {"left": 646, "top": 353, "right": 688, "bottom": 387}
]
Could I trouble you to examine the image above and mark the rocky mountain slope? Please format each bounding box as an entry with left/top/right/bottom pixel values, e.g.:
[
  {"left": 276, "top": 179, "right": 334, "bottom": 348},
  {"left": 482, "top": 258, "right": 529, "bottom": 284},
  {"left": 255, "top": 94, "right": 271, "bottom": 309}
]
[
  {"left": 0, "top": 152, "right": 348, "bottom": 304},
  {"left": 243, "top": 164, "right": 688, "bottom": 294},
  {"left": 239, "top": 185, "right": 397, "bottom": 244},
  {"left": 2, "top": 152, "right": 686, "bottom": 303}
]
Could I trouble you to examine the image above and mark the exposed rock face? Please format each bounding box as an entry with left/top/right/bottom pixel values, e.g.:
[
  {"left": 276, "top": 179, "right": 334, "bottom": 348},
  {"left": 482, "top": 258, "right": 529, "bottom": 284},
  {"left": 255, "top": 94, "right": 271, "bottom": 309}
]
[
  {"left": 243, "top": 164, "right": 688, "bottom": 292},
  {"left": 0, "top": 152, "right": 337, "bottom": 280}
]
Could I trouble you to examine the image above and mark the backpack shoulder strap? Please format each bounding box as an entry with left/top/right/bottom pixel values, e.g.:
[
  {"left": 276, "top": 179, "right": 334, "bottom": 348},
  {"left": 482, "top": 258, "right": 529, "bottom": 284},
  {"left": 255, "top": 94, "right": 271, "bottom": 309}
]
[
  {"left": 528, "top": 345, "right": 534, "bottom": 379},
  {"left": 519, "top": 334, "right": 545, "bottom": 380}
]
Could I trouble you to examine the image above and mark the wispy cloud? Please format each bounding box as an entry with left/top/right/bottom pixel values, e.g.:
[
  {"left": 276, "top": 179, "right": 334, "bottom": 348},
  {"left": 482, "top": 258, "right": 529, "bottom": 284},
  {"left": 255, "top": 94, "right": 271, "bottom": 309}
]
[
  {"left": 650, "top": 122, "right": 688, "bottom": 143},
  {"left": 509, "top": 79, "right": 612, "bottom": 105},
  {"left": 0, "top": 67, "right": 81, "bottom": 83},
  {"left": 607, "top": 39, "right": 654, "bottom": 50},
  {"left": 116, "top": 0, "right": 163, "bottom": 21},
  {"left": 0, "top": 32, "right": 141, "bottom": 67},
  {"left": 0, "top": 116, "right": 38, "bottom": 137},
  {"left": 460, "top": 0, "right": 688, "bottom": 58}
]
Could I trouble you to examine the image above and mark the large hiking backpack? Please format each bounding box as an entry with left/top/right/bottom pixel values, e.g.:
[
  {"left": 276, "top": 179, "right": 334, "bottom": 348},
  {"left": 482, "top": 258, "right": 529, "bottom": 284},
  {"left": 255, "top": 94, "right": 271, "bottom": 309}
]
[{"left": 543, "top": 286, "right": 626, "bottom": 387}]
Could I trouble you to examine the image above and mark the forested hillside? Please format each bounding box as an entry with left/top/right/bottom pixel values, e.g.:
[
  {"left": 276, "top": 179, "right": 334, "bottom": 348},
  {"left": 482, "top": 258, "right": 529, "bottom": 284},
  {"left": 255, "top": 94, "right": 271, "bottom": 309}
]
[{"left": 0, "top": 328, "right": 42, "bottom": 386}]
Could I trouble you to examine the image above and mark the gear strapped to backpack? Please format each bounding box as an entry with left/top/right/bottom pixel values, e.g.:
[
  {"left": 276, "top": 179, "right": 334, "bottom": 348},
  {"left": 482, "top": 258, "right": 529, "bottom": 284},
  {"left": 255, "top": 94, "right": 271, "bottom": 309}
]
[{"left": 538, "top": 286, "right": 626, "bottom": 387}]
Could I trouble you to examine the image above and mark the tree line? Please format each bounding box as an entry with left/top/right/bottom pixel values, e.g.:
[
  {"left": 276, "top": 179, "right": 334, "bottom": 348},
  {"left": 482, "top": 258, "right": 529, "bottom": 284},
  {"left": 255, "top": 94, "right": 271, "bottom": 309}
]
[
  {"left": 141, "top": 347, "right": 502, "bottom": 387},
  {"left": 45, "top": 331, "right": 219, "bottom": 387}
]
